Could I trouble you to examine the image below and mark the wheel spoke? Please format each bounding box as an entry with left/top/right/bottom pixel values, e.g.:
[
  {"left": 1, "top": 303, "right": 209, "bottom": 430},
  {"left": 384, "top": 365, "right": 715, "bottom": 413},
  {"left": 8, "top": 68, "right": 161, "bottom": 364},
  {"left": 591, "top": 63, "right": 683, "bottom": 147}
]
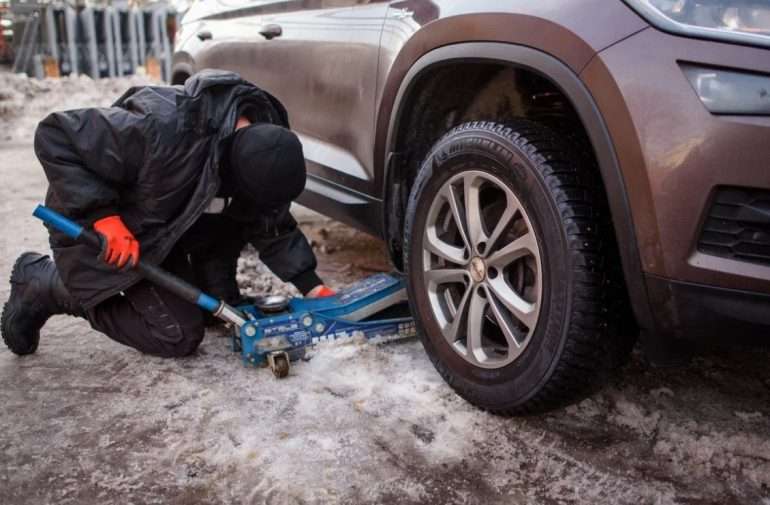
[
  {"left": 442, "top": 183, "right": 472, "bottom": 253},
  {"left": 440, "top": 283, "right": 473, "bottom": 343},
  {"left": 486, "top": 278, "right": 538, "bottom": 330},
  {"left": 484, "top": 199, "right": 518, "bottom": 256},
  {"left": 486, "top": 288, "right": 524, "bottom": 350},
  {"left": 424, "top": 268, "right": 468, "bottom": 286},
  {"left": 487, "top": 231, "right": 536, "bottom": 268},
  {"left": 425, "top": 227, "right": 467, "bottom": 265},
  {"left": 465, "top": 288, "right": 487, "bottom": 364},
  {"left": 463, "top": 174, "right": 485, "bottom": 250}
]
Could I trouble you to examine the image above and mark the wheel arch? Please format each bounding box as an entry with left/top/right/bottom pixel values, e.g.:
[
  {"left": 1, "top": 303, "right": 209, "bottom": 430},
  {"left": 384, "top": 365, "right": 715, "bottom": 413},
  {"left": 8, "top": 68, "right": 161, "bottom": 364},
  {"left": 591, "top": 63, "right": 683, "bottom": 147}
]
[{"left": 381, "top": 42, "right": 654, "bottom": 332}]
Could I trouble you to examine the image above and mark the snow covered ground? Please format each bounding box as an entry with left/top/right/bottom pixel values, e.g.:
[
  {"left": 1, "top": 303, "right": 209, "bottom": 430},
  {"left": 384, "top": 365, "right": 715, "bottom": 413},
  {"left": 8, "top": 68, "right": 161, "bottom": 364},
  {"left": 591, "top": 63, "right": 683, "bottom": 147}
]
[
  {"left": 1, "top": 73, "right": 769, "bottom": 504},
  {"left": 0, "top": 72, "right": 153, "bottom": 142}
]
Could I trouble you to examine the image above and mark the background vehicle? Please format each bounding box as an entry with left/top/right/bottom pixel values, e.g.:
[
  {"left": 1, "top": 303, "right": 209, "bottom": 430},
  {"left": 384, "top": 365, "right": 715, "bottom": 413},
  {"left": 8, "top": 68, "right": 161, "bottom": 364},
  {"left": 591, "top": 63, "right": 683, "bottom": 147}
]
[{"left": 173, "top": 0, "right": 770, "bottom": 414}]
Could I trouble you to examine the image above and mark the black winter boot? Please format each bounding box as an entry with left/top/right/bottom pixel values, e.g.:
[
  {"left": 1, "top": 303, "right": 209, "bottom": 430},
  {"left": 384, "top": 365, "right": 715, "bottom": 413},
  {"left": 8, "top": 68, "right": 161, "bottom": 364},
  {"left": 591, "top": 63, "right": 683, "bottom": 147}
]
[{"left": 1, "top": 252, "right": 84, "bottom": 355}]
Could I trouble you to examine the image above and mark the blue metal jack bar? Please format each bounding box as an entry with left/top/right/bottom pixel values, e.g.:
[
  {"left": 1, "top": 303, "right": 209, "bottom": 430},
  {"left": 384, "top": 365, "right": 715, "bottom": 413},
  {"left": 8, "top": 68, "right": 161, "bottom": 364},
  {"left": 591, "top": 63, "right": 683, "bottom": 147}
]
[{"left": 33, "top": 205, "right": 247, "bottom": 327}]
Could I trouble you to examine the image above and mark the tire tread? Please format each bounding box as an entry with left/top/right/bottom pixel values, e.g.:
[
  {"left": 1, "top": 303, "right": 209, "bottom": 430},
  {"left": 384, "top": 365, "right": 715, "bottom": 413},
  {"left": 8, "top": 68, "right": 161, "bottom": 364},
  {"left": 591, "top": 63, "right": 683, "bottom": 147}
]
[{"left": 405, "top": 119, "right": 630, "bottom": 415}]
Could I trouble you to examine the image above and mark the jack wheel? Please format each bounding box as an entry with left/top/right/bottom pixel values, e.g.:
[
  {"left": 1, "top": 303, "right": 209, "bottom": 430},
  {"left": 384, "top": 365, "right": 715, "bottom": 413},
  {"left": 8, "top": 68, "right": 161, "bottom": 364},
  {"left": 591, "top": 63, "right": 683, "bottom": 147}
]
[{"left": 271, "top": 355, "right": 290, "bottom": 379}]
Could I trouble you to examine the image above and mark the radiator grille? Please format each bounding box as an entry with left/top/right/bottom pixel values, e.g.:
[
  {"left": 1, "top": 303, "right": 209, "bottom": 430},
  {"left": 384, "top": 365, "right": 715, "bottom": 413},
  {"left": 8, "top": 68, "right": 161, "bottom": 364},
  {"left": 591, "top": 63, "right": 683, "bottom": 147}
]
[{"left": 698, "top": 187, "right": 770, "bottom": 267}]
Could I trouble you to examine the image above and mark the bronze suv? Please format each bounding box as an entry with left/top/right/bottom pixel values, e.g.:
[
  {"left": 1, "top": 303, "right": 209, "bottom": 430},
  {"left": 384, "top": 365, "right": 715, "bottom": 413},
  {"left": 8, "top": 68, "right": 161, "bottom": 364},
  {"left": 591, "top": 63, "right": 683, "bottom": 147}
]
[{"left": 173, "top": 0, "right": 770, "bottom": 414}]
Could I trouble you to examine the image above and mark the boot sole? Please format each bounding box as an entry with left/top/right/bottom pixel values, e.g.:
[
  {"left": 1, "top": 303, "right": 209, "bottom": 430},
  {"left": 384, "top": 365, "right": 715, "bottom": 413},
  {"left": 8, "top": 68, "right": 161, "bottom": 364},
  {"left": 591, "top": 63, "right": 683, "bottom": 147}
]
[{"left": 1, "top": 253, "right": 41, "bottom": 355}]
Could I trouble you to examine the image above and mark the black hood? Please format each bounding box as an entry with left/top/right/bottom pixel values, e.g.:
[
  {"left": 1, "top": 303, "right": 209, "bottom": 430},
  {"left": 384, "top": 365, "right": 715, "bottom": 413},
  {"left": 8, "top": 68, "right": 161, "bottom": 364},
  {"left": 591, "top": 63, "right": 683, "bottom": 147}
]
[{"left": 225, "top": 124, "right": 306, "bottom": 210}]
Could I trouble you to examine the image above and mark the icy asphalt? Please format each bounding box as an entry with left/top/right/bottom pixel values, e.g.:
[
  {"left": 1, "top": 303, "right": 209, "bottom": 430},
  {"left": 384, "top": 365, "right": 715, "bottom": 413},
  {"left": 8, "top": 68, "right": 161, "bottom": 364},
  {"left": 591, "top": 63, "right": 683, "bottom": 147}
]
[{"left": 1, "top": 74, "right": 769, "bottom": 504}]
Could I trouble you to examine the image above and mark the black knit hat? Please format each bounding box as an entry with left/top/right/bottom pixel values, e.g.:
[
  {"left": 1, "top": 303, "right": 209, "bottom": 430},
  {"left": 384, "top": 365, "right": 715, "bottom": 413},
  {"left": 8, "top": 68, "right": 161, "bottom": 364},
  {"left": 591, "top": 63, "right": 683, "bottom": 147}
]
[{"left": 226, "top": 124, "right": 306, "bottom": 209}]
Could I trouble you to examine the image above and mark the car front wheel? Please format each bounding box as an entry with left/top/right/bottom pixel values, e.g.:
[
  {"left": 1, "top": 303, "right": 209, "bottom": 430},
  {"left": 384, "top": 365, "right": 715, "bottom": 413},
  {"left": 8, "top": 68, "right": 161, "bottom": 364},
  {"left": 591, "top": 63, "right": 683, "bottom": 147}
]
[{"left": 404, "top": 120, "right": 627, "bottom": 415}]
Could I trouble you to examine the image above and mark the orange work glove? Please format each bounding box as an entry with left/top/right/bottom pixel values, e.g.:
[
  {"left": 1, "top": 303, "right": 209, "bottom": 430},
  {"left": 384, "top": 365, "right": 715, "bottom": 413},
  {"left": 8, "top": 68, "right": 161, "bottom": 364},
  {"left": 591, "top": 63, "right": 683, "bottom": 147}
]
[
  {"left": 306, "top": 285, "right": 336, "bottom": 298},
  {"left": 93, "top": 215, "right": 140, "bottom": 268}
]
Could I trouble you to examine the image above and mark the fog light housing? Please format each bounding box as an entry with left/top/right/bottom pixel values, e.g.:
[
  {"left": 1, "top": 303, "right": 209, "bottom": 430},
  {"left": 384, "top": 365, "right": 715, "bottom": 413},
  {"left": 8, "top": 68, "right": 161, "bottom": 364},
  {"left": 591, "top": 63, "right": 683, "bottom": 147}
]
[{"left": 682, "top": 64, "right": 770, "bottom": 115}]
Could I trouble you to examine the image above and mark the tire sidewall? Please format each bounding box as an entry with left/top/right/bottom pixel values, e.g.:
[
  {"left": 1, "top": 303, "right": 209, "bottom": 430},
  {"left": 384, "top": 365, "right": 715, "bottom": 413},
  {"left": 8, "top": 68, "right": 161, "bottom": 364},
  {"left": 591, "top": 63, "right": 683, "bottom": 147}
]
[{"left": 404, "top": 126, "right": 572, "bottom": 408}]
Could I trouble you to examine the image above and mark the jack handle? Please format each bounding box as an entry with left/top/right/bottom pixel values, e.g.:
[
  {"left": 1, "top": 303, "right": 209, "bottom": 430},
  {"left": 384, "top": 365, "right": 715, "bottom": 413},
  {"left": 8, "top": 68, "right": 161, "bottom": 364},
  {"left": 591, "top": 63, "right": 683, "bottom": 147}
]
[{"left": 33, "top": 205, "right": 247, "bottom": 327}]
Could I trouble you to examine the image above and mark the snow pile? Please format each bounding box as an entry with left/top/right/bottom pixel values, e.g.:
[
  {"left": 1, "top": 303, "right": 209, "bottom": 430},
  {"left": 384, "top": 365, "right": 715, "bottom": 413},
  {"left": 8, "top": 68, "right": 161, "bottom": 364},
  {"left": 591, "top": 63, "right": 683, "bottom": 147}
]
[
  {"left": 236, "top": 245, "right": 301, "bottom": 299},
  {"left": 608, "top": 398, "right": 662, "bottom": 437},
  {"left": 88, "top": 334, "right": 494, "bottom": 504},
  {"left": 0, "top": 72, "right": 154, "bottom": 142},
  {"left": 653, "top": 427, "right": 770, "bottom": 489},
  {"left": 64, "top": 333, "right": 687, "bottom": 504},
  {"left": 3, "top": 304, "right": 769, "bottom": 503}
]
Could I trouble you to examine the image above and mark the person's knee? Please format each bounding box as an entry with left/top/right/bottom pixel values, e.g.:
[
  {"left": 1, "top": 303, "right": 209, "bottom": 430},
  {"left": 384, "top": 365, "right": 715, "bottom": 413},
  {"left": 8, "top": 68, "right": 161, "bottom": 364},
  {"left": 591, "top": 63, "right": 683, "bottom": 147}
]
[
  {"left": 156, "top": 322, "right": 204, "bottom": 358},
  {"left": 87, "top": 286, "right": 206, "bottom": 358},
  {"left": 177, "top": 325, "right": 205, "bottom": 357}
]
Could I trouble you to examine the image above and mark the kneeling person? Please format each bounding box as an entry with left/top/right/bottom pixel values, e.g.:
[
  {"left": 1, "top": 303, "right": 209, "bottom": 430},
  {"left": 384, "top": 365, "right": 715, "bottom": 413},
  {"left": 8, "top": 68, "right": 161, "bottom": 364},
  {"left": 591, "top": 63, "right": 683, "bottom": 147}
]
[{"left": 1, "top": 70, "right": 333, "bottom": 358}]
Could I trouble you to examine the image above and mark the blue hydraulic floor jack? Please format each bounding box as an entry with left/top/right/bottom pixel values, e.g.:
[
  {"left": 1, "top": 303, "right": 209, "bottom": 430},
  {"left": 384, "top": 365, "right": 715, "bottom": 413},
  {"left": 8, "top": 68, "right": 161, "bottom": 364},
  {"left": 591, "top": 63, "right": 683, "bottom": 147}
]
[{"left": 34, "top": 206, "right": 415, "bottom": 377}]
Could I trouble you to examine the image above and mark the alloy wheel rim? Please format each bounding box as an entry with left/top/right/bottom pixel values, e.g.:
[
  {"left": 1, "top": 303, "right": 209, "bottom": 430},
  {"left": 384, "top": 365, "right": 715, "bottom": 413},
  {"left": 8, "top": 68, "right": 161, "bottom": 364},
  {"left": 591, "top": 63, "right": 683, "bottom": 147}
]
[{"left": 422, "top": 170, "right": 542, "bottom": 369}]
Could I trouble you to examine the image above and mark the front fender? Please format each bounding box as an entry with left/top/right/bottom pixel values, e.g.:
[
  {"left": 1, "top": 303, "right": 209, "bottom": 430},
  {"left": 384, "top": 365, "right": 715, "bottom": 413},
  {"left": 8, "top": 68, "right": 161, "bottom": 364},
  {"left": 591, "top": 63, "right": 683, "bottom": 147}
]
[
  {"left": 374, "top": 3, "right": 647, "bottom": 177},
  {"left": 380, "top": 41, "right": 654, "bottom": 333}
]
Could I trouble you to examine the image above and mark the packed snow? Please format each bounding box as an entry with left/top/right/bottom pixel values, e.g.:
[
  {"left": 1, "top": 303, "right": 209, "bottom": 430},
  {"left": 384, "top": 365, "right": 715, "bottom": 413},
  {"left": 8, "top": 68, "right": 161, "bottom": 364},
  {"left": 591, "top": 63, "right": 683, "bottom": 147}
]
[{"left": 0, "top": 72, "right": 153, "bottom": 142}]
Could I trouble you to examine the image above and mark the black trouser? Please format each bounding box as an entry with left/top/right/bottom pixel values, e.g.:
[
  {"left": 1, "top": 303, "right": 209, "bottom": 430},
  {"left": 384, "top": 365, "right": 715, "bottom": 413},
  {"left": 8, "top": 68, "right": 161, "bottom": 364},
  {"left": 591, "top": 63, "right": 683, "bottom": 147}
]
[
  {"left": 86, "top": 248, "right": 203, "bottom": 357},
  {"left": 179, "top": 214, "right": 245, "bottom": 306},
  {"left": 87, "top": 215, "right": 246, "bottom": 358}
]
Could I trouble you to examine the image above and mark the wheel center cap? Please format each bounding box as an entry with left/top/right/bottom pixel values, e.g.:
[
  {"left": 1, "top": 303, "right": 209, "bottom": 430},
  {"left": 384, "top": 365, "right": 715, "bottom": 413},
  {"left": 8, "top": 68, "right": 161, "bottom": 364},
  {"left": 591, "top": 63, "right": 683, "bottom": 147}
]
[{"left": 469, "top": 256, "right": 486, "bottom": 283}]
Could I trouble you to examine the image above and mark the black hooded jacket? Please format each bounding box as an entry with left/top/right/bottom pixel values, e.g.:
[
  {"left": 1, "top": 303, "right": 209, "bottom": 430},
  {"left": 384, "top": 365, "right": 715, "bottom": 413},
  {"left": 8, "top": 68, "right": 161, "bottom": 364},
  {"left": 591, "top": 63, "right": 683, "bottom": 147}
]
[{"left": 34, "top": 70, "right": 318, "bottom": 309}]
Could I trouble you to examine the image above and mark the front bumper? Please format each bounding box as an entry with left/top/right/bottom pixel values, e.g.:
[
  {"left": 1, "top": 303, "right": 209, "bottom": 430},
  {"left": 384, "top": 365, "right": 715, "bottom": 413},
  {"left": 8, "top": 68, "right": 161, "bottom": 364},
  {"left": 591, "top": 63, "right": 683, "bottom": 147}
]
[
  {"left": 645, "top": 274, "right": 770, "bottom": 341},
  {"left": 582, "top": 27, "right": 770, "bottom": 339}
]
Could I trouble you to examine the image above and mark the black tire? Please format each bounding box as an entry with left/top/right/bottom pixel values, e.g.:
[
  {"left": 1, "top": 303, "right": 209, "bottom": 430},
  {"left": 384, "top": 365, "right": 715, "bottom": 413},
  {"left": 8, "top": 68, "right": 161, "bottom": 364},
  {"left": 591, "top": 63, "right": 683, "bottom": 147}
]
[{"left": 404, "top": 120, "right": 628, "bottom": 415}]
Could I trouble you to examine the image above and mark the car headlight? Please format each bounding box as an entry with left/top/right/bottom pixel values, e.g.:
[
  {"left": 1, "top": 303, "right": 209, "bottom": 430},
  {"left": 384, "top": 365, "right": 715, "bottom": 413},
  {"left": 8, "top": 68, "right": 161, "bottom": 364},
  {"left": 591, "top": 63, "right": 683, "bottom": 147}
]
[{"left": 624, "top": 0, "right": 770, "bottom": 48}]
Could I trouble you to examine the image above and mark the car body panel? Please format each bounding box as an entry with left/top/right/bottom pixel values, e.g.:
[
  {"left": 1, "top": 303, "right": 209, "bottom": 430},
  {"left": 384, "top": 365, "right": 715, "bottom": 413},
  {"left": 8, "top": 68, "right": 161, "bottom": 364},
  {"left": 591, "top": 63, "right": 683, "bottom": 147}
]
[
  {"left": 180, "top": 1, "right": 388, "bottom": 196},
  {"left": 583, "top": 28, "right": 770, "bottom": 294},
  {"left": 374, "top": 0, "right": 648, "bottom": 185},
  {"left": 176, "top": 0, "right": 647, "bottom": 198}
]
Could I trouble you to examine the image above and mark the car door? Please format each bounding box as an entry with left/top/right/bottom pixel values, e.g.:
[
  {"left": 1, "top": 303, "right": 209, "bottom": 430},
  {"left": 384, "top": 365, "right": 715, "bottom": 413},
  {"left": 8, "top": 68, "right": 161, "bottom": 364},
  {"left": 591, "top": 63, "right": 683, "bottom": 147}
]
[
  {"left": 241, "top": 0, "right": 390, "bottom": 198},
  {"left": 190, "top": 1, "right": 272, "bottom": 87}
]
